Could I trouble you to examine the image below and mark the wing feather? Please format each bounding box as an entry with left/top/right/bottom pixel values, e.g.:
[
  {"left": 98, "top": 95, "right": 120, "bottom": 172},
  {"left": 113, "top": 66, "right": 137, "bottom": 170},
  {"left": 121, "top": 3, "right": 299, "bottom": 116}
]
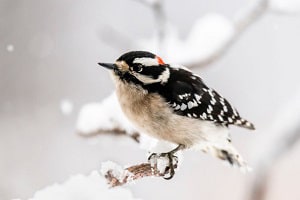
[{"left": 162, "top": 67, "right": 254, "bottom": 129}]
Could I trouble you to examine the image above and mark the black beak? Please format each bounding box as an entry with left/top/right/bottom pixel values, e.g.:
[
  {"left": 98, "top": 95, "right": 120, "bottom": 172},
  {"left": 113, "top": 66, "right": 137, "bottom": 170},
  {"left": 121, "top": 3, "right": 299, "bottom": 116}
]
[{"left": 98, "top": 62, "right": 115, "bottom": 70}]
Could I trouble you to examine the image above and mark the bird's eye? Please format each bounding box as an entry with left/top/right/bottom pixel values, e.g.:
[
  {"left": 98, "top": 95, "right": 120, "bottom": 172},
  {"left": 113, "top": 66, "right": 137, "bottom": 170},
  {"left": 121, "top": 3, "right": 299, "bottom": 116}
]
[{"left": 134, "top": 65, "right": 143, "bottom": 73}]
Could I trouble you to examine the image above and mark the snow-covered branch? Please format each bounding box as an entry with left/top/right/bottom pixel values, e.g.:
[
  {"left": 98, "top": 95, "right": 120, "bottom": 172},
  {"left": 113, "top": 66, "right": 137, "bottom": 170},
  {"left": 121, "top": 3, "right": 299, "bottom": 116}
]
[
  {"left": 78, "top": 128, "right": 140, "bottom": 143},
  {"left": 76, "top": 92, "right": 137, "bottom": 137},
  {"left": 99, "top": 0, "right": 299, "bottom": 67},
  {"left": 101, "top": 160, "right": 178, "bottom": 187},
  {"left": 234, "top": 0, "right": 268, "bottom": 33},
  {"left": 184, "top": 0, "right": 269, "bottom": 68}
]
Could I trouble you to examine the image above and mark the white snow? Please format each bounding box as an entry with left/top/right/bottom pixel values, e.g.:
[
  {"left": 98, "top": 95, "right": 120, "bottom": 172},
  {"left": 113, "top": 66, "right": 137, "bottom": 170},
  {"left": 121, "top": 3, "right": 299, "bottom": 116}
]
[
  {"left": 138, "top": 13, "right": 234, "bottom": 65},
  {"left": 6, "top": 44, "right": 14, "bottom": 52},
  {"left": 76, "top": 92, "right": 136, "bottom": 135},
  {"left": 100, "top": 161, "right": 133, "bottom": 183},
  {"left": 154, "top": 156, "right": 170, "bottom": 174},
  {"left": 60, "top": 99, "right": 73, "bottom": 116},
  {"left": 25, "top": 171, "right": 140, "bottom": 200},
  {"left": 270, "top": 0, "right": 300, "bottom": 13}
]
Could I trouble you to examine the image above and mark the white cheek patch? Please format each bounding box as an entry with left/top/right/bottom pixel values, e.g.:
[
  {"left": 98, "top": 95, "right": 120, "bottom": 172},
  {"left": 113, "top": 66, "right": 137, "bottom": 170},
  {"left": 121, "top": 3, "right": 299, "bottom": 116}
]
[
  {"left": 133, "top": 57, "right": 159, "bottom": 66},
  {"left": 133, "top": 68, "right": 170, "bottom": 85}
]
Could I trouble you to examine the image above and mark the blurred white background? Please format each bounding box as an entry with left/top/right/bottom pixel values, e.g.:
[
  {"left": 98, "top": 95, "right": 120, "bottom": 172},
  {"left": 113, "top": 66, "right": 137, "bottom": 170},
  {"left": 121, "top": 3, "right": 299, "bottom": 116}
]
[{"left": 1, "top": 0, "right": 300, "bottom": 199}]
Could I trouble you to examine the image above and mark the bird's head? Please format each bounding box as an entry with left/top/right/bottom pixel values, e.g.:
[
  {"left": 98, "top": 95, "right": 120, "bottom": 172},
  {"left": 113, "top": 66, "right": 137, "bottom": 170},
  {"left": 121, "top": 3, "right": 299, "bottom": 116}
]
[{"left": 98, "top": 51, "right": 170, "bottom": 86}]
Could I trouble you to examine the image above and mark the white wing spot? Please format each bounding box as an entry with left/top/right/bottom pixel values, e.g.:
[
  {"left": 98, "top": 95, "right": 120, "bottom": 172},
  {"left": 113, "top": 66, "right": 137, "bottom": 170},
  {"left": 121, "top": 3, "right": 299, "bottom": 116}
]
[
  {"left": 207, "top": 105, "right": 213, "bottom": 114},
  {"left": 175, "top": 105, "right": 181, "bottom": 110},
  {"left": 223, "top": 105, "right": 228, "bottom": 112},
  {"left": 218, "top": 115, "right": 224, "bottom": 121},
  {"left": 192, "top": 100, "right": 198, "bottom": 107},
  {"left": 246, "top": 122, "right": 252, "bottom": 127},
  {"left": 188, "top": 101, "right": 193, "bottom": 109},
  {"left": 235, "top": 120, "right": 242, "bottom": 125},
  {"left": 220, "top": 110, "right": 224, "bottom": 116},
  {"left": 210, "top": 98, "right": 216, "bottom": 105},
  {"left": 187, "top": 113, "right": 192, "bottom": 118},
  {"left": 181, "top": 103, "right": 187, "bottom": 111},
  {"left": 208, "top": 89, "right": 214, "bottom": 97},
  {"left": 192, "top": 113, "right": 197, "bottom": 118}
]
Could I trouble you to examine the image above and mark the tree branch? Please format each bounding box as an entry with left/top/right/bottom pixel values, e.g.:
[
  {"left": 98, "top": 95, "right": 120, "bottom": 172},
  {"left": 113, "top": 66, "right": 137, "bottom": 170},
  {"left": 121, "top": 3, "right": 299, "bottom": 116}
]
[
  {"left": 134, "top": 0, "right": 167, "bottom": 53},
  {"left": 102, "top": 161, "right": 178, "bottom": 187},
  {"left": 78, "top": 129, "right": 140, "bottom": 143},
  {"left": 188, "top": 0, "right": 269, "bottom": 68}
]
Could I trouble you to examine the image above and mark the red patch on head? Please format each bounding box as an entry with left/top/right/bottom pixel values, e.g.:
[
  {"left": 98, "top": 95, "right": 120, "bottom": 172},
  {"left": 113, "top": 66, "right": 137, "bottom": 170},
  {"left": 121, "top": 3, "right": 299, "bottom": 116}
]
[{"left": 156, "top": 56, "right": 165, "bottom": 65}]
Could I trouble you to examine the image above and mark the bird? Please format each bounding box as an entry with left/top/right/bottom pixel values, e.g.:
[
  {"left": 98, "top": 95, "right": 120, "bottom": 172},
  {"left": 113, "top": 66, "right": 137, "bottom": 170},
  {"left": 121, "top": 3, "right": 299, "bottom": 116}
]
[{"left": 98, "top": 51, "right": 255, "bottom": 179}]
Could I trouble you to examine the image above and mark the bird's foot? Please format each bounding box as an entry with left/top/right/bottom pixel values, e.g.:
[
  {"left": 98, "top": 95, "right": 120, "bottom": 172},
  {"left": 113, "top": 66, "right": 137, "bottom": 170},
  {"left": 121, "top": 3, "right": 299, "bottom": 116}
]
[{"left": 147, "top": 144, "right": 184, "bottom": 180}]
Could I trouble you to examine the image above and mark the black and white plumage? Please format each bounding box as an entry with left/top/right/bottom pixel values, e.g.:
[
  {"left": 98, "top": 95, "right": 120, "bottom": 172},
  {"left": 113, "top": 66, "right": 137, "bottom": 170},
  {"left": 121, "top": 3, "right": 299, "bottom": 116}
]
[
  {"left": 156, "top": 67, "right": 255, "bottom": 129},
  {"left": 99, "top": 51, "right": 255, "bottom": 176}
]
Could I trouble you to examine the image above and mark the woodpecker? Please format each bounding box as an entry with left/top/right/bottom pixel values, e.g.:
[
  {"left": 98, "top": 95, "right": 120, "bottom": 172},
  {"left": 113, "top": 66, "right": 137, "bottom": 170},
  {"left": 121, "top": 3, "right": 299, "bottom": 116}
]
[{"left": 99, "top": 51, "right": 255, "bottom": 179}]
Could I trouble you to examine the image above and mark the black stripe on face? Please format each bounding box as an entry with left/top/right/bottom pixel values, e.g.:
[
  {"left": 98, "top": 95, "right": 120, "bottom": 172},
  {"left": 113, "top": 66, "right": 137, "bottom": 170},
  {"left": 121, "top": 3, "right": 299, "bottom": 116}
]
[
  {"left": 137, "top": 65, "right": 166, "bottom": 79},
  {"left": 120, "top": 71, "right": 143, "bottom": 85}
]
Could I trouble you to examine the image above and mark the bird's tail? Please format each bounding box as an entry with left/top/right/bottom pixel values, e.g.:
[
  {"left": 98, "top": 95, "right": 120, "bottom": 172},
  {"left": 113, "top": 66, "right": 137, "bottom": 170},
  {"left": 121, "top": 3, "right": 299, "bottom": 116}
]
[
  {"left": 204, "top": 143, "right": 251, "bottom": 172},
  {"left": 235, "top": 118, "right": 255, "bottom": 130}
]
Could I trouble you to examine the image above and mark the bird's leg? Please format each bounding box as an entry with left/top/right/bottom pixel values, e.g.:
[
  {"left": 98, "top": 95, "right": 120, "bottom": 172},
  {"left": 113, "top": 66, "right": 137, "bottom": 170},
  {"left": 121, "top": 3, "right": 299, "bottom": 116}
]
[{"left": 148, "top": 144, "right": 185, "bottom": 180}]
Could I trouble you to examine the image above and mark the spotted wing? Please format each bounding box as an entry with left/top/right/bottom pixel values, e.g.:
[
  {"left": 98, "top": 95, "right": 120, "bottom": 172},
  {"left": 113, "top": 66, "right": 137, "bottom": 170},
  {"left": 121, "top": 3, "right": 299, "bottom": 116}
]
[{"left": 164, "top": 68, "right": 254, "bottom": 129}]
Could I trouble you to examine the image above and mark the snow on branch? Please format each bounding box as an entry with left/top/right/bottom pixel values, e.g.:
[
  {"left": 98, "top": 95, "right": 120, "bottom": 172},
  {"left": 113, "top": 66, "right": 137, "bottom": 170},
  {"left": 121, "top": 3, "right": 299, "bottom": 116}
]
[
  {"left": 99, "top": 138, "right": 182, "bottom": 186},
  {"left": 156, "top": 0, "right": 269, "bottom": 67},
  {"left": 101, "top": 160, "right": 178, "bottom": 187},
  {"left": 233, "top": 0, "right": 268, "bottom": 33},
  {"left": 136, "top": 0, "right": 299, "bottom": 67},
  {"left": 76, "top": 92, "right": 139, "bottom": 141},
  {"left": 99, "top": 0, "right": 299, "bottom": 67}
]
